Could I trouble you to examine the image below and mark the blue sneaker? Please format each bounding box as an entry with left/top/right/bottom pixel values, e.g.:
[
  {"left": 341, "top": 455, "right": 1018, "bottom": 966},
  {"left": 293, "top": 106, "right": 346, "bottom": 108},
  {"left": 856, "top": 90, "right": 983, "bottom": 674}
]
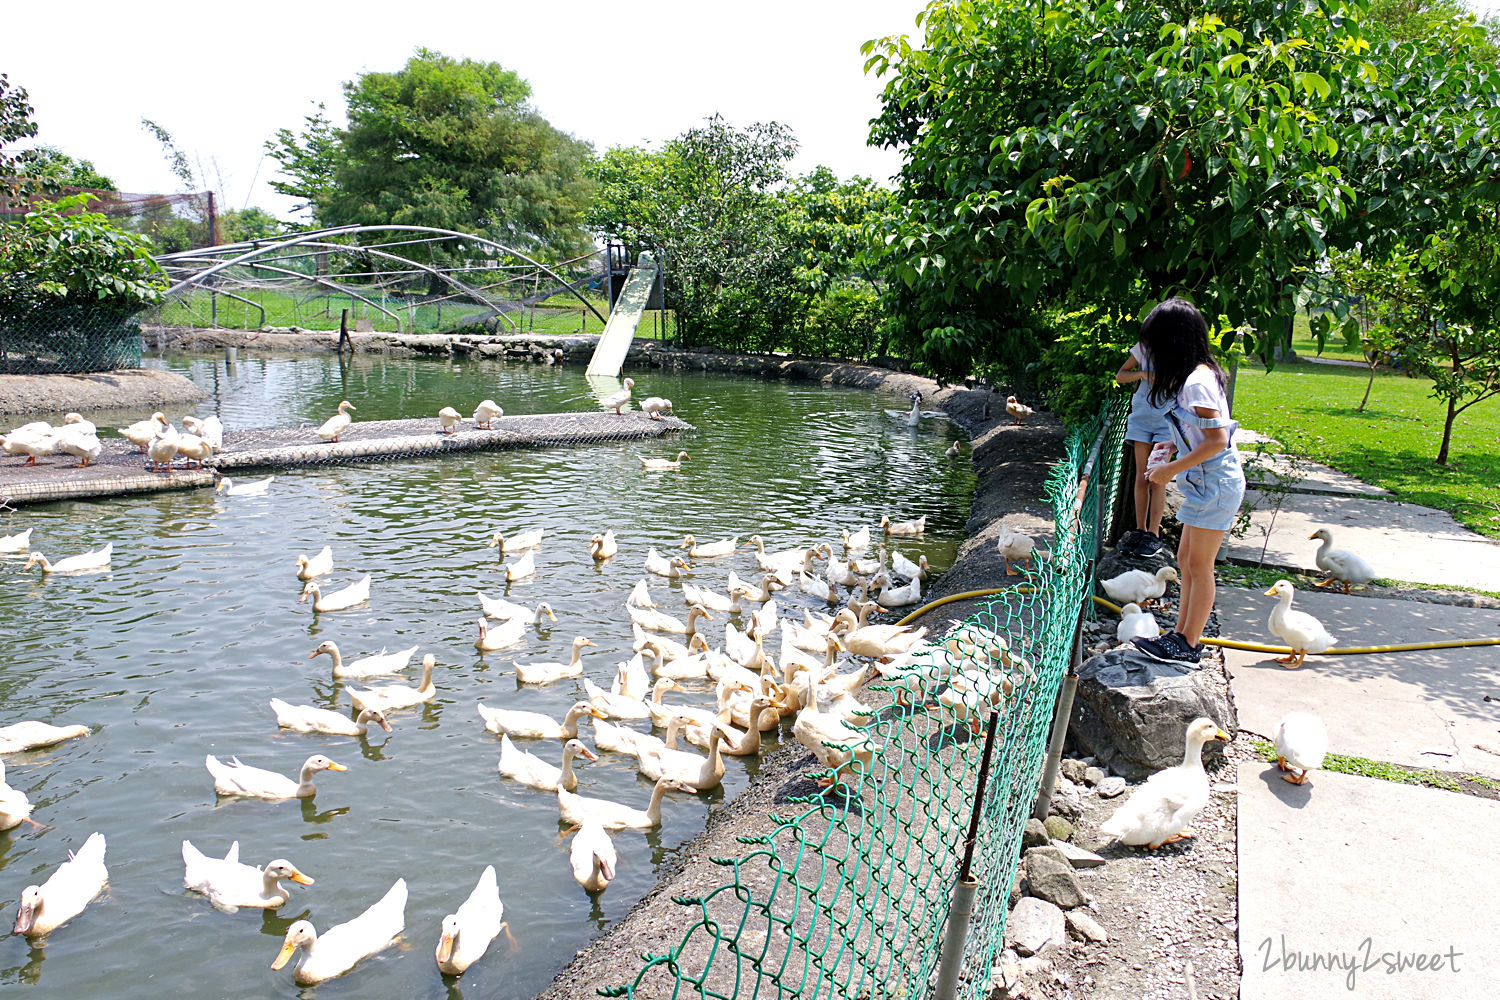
[{"left": 1131, "top": 631, "right": 1201, "bottom": 666}]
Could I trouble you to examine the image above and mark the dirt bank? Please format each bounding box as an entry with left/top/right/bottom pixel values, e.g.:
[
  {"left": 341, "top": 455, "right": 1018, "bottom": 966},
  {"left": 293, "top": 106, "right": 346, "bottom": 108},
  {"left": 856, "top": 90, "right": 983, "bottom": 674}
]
[
  {"left": 535, "top": 377, "right": 1066, "bottom": 1000},
  {"left": 0, "top": 368, "right": 207, "bottom": 415}
]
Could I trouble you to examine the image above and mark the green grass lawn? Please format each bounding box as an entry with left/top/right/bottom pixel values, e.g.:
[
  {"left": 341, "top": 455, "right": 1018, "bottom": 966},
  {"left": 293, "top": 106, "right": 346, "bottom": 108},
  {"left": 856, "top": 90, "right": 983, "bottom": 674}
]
[
  {"left": 1288, "top": 312, "right": 1368, "bottom": 363},
  {"left": 1234, "top": 360, "right": 1500, "bottom": 538}
]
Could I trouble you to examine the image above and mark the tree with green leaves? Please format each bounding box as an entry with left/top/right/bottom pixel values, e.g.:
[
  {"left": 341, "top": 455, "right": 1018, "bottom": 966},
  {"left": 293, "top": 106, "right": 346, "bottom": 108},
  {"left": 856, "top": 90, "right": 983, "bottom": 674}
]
[
  {"left": 0, "top": 193, "right": 165, "bottom": 316},
  {"left": 23, "top": 147, "right": 115, "bottom": 192},
  {"left": 864, "top": 0, "right": 1500, "bottom": 389},
  {"left": 267, "top": 50, "right": 595, "bottom": 259}
]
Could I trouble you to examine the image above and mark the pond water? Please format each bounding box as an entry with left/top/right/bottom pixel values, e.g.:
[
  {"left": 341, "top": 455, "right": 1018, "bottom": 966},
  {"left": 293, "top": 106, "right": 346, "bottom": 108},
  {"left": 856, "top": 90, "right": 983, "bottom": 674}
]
[{"left": 0, "top": 354, "right": 974, "bottom": 999}]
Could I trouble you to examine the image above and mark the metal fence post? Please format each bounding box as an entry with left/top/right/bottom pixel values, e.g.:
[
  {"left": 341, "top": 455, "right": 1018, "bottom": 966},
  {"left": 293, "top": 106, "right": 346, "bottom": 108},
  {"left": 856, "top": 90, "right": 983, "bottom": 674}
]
[
  {"left": 1032, "top": 600, "right": 1086, "bottom": 821},
  {"left": 933, "top": 710, "right": 1001, "bottom": 1000}
]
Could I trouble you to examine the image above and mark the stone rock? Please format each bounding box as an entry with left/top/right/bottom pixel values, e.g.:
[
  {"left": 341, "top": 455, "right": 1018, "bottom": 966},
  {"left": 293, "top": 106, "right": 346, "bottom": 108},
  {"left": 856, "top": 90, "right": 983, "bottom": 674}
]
[
  {"left": 1043, "top": 815, "right": 1074, "bottom": 842},
  {"left": 1066, "top": 910, "right": 1109, "bottom": 944},
  {"left": 1024, "top": 845, "right": 1069, "bottom": 867},
  {"left": 1067, "top": 646, "right": 1237, "bottom": 780},
  {"left": 1051, "top": 840, "right": 1106, "bottom": 869},
  {"left": 1096, "top": 776, "right": 1128, "bottom": 798},
  {"left": 1059, "top": 758, "right": 1088, "bottom": 784},
  {"left": 992, "top": 949, "right": 1023, "bottom": 994},
  {"left": 1047, "top": 779, "right": 1085, "bottom": 819},
  {"left": 1023, "top": 852, "right": 1087, "bottom": 910},
  {"left": 1083, "top": 766, "right": 1106, "bottom": 787},
  {"left": 1007, "top": 897, "right": 1066, "bottom": 956},
  {"left": 1021, "top": 817, "right": 1050, "bottom": 849}
]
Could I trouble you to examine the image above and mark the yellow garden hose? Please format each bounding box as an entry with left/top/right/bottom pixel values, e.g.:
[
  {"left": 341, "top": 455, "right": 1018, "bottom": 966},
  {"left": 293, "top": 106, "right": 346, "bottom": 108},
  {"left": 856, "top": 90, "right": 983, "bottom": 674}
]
[{"left": 891, "top": 588, "right": 1500, "bottom": 656}]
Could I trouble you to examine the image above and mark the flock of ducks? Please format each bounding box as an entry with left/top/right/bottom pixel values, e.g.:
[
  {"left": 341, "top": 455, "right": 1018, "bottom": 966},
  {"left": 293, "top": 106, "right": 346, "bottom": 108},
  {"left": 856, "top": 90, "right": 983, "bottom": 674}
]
[{"left": 1, "top": 414, "right": 106, "bottom": 468}]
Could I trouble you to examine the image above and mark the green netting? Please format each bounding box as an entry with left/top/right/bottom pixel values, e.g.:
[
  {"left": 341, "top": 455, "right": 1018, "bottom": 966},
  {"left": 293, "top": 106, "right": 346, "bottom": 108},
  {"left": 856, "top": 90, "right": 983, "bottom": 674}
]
[
  {"left": 0, "top": 304, "right": 143, "bottom": 373},
  {"left": 602, "top": 393, "right": 1132, "bottom": 1000}
]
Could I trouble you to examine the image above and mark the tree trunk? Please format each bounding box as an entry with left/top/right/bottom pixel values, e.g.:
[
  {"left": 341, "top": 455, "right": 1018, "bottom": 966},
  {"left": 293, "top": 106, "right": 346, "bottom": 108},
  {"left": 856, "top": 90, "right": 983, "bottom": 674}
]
[
  {"left": 1438, "top": 395, "right": 1456, "bottom": 465},
  {"left": 1358, "top": 363, "right": 1375, "bottom": 412}
]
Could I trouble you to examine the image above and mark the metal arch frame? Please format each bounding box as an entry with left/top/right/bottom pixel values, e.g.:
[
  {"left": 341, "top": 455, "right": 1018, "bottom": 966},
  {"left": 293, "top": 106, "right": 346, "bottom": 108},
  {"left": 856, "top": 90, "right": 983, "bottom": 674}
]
[{"left": 158, "top": 224, "right": 607, "bottom": 324}]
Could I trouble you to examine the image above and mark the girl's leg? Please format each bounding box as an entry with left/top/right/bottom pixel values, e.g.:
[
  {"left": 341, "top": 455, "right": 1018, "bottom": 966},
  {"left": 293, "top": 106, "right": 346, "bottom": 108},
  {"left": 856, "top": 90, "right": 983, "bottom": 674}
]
[
  {"left": 1146, "top": 451, "right": 1167, "bottom": 536},
  {"left": 1131, "top": 441, "right": 1152, "bottom": 531},
  {"left": 1175, "top": 525, "right": 1227, "bottom": 647}
]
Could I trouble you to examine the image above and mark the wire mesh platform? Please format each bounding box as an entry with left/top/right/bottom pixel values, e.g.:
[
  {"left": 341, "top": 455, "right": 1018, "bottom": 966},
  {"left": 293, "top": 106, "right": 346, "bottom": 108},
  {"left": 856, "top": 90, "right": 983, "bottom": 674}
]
[{"left": 0, "top": 412, "right": 692, "bottom": 506}]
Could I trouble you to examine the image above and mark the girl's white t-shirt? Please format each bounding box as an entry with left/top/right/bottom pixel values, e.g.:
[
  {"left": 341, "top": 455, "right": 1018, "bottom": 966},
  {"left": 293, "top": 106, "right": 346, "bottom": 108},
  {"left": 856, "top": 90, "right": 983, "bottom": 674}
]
[{"left": 1173, "top": 366, "right": 1231, "bottom": 451}]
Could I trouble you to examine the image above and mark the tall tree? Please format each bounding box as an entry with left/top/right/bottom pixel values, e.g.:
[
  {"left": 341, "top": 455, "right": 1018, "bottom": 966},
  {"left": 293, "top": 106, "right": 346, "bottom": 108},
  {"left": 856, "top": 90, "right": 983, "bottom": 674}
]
[
  {"left": 267, "top": 50, "right": 596, "bottom": 259},
  {"left": 864, "top": 0, "right": 1500, "bottom": 382}
]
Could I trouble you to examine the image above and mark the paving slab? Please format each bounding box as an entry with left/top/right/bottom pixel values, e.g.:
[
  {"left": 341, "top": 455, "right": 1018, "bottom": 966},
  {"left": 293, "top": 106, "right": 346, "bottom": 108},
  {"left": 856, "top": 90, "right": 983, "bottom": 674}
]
[
  {"left": 1216, "top": 587, "right": 1500, "bottom": 778},
  {"left": 1238, "top": 762, "right": 1500, "bottom": 1000},
  {"left": 1221, "top": 490, "right": 1500, "bottom": 592},
  {"left": 1243, "top": 452, "right": 1391, "bottom": 497}
]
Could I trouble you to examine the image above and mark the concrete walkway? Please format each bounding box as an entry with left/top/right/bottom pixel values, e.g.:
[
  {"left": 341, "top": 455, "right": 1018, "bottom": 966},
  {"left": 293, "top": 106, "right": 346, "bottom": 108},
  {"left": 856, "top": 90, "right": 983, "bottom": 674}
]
[
  {"left": 1216, "top": 587, "right": 1500, "bottom": 779},
  {"left": 1238, "top": 762, "right": 1500, "bottom": 999}
]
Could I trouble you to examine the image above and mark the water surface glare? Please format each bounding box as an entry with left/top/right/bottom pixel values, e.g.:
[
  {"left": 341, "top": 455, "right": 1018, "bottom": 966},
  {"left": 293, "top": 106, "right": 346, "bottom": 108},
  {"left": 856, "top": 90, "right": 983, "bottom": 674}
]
[{"left": 0, "top": 355, "right": 974, "bottom": 998}]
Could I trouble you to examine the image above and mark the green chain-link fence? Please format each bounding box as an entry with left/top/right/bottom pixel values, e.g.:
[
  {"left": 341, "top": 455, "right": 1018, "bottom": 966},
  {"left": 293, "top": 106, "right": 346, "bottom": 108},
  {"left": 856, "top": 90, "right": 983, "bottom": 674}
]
[
  {"left": 0, "top": 305, "right": 143, "bottom": 374},
  {"left": 601, "top": 394, "right": 1131, "bottom": 1000}
]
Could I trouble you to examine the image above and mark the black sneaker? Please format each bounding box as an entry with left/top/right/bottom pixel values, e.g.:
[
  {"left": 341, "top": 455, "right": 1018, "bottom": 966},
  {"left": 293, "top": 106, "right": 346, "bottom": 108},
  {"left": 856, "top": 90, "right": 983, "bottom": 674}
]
[
  {"left": 1131, "top": 631, "right": 1201, "bottom": 666},
  {"left": 1116, "top": 529, "right": 1148, "bottom": 554},
  {"left": 1134, "top": 532, "right": 1164, "bottom": 558}
]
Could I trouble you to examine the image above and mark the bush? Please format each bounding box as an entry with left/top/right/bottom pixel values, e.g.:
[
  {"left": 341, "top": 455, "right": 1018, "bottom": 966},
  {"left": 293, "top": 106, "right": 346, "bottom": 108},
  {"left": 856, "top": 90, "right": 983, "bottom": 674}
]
[
  {"left": 1035, "top": 310, "right": 1136, "bottom": 428},
  {"left": 803, "top": 285, "right": 885, "bottom": 359}
]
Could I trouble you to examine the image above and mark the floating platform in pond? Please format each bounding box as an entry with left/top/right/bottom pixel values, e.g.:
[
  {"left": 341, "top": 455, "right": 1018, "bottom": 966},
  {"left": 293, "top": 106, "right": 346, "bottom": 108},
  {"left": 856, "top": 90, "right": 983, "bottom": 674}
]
[{"left": 1, "top": 412, "right": 692, "bottom": 506}]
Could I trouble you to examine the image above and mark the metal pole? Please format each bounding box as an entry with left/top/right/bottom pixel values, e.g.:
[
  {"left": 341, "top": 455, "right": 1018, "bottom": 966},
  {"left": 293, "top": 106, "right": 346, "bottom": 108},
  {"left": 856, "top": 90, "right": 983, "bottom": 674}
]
[
  {"left": 1032, "top": 602, "right": 1087, "bottom": 821},
  {"left": 933, "top": 711, "right": 1000, "bottom": 1000}
]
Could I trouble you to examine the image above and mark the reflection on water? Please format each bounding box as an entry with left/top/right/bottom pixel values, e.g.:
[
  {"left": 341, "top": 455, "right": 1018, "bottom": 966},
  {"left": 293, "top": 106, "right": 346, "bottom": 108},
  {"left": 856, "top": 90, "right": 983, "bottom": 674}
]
[{"left": 0, "top": 354, "right": 975, "bottom": 999}]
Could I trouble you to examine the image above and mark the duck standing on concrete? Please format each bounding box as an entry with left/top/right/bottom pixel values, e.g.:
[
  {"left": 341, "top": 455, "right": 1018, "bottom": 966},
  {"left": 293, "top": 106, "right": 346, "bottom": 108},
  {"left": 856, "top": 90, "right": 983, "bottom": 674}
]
[{"left": 600, "top": 378, "right": 635, "bottom": 414}]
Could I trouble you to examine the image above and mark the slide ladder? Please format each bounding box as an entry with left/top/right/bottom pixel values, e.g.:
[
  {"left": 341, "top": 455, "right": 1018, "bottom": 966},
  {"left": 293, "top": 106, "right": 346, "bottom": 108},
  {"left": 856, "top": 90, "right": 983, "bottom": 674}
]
[{"left": 585, "top": 254, "right": 658, "bottom": 376}]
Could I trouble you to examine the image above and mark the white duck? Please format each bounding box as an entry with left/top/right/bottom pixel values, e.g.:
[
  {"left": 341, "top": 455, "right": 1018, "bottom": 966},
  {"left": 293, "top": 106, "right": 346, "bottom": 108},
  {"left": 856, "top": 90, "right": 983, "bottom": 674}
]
[
  {"left": 682, "top": 534, "right": 736, "bottom": 558},
  {"left": 589, "top": 530, "right": 618, "bottom": 560},
  {"left": 497, "top": 735, "right": 598, "bottom": 791},
  {"left": 183, "top": 414, "right": 224, "bottom": 451},
  {"left": 476, "top": 609, "right": 548, "bottom": 652},
  {"left": 216, "top": 475, "right": 275, "bottom": 496},
  {"left": 438, "top": 406, "right": 464, "bottom": 434},
  {"left": 885, "top": 391, "right": 945, "bottom": 425},
  {"left": 629, "top": 603, "right": 712, "bottom": 636},
  {"left": 592, "top": 716, "right": 674, "bottom": 759},
  {"left": 514, "top": 636, "right": 596, "bottom": 684},
  {"left": 825, "top": 559, "right": 863, "bottom": 589},
  {"left": 489, "top": 527, "right": 544, "bottom": 553},
  {"left": 743, "top": 535, "right": 807, "bottom": 573},
  {"left": 600, "top": 377, "right": 635, "bottom": 414},
  {"left": 1264, "top": 580, "right": 1337, "bottom": 669},
  {"left": 174, "top": 431, "right": 214, "bottom": 468},
  {"left": 794, "top": 677, "right": 875, "bottom": 788},
  {"left": 182, "top": 840, "right": 313, "bottom": 912},
  {"left": 1006, "top": 395, "right": 1034, "bottom": 423},
  {"left": 478, "top": 700, "right": 601, "bottom": 740},
  {"left": 1100, "top": 565, "right": 1178, "bottom": 607},
  {"left": 119, "top": 412, "right": 167, "bottom": 452},
  {"left": 639, "top": 728, "right": 727, "bottom": 791},
  {"left": 880, "top": 514, "right": 926, "bottom": 537},
  {"left": 23, "top": 543, "right": 112, "bottom": 575},
  {"left": 300, "top": 573, "right": 371, "bottom": 612},
  {"left": 842, "top": 525, "right": 872, "bottom": 551},
  {"left": 570, "top": 821, "right": 618, "bottom": 891},
  {"left": 1116, "top": 602, "right": 1161, "bottom": 642},
  {"left": 295, "top": 545, "right": 334, "bottom": 580},
  {"left": 271, "top": 879, "right": 406, "bottom": 985},
  {"left": 478, "top": 593, "right": 553, "bottom": 623},
  {"left": 311, "top": 640, "right": 420, "bottom": 680},
  {"left": 271, "top": 699, "right": 392, "bottom": 737},
  {"left": 503, "top": 550, "right": 537, "bottom": 582},
  {"left": 436, "top": 866, "right": 505, "bottom": 975},
  {"left": 472, "top": 400, "right": 503, "bottom": 429},
  {"left": 12, "top": 832, "right": 107, "bottom": 939},
  {"left": 727, "top": 570, "right": 780, "bottom": 604},
  {"left": 626, "top": 580, "right": 657, "bottom": 611},
  {"left": 682, "top": 581, "right": 741, "bottom": 613},
  {"left": 1274, "top": 711, "right": 1329, "bottom": 786},
  {"left": 55, "top": 426, "right": 102, "bottom": 467},
  {"left": 639, "top": 451, "right": 690, "bottom": 471},
  {"left": 583, "top": 677, "right": 654, "bottom": 721},
  {"left": 206, "top": 753, "right": 346, "bottom": 800},
  {"left": 146, "top": 424, "right": 179, "bottom": 471},
  {"left": 0, "top": 759, "right": 33, "bottom": 830},
  {"left": 639, "top": 396, "right": 674, "bottom": 420},
  {"left": 1100, "top": 718, "right": 1228, "bottom": 848},
  {"left": 1309, "top": 528, "right": 1376, "bottom": 593},
  {"left": 0, "top": 721, "right": 90, "bottom": 754},
  {"left": 348, "top": 654, "right": 437, "bottom": 712},
  {"left": 0, "top": 527, "right": 33, "bottom": 553},
  {"left": 316, "top": 400, "right": 356, "bottom": 442},
  {"left": 997, "top": 529, "right": 1036, "bottom": 575},
  {"left": 833, "top": 621, "right": 929, "bottom": 659},
  {"left": 873, "top": 571, "right": 921, "bottom": 609},
  {"left": 557, "top": 775, "right": 690, "bottom": 830},
  {"left": 2, "top": 425, "right": 57, "bottom": 465},
  {"left": 645, "top": 547, "right": 691, "bottom": 579},
  {"left": 890, "top": 550, "right": 929, "bottom": 580}
]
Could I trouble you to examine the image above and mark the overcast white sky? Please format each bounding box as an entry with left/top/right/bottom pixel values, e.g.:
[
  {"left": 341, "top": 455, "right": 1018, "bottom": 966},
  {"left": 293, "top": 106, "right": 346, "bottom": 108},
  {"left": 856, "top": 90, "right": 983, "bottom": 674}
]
[
  {"left": 3, "top": 1, "right": 925, "bottom": 219},
  {"left": 5, "top": 0, "right": 1497, "bottom": 221}
]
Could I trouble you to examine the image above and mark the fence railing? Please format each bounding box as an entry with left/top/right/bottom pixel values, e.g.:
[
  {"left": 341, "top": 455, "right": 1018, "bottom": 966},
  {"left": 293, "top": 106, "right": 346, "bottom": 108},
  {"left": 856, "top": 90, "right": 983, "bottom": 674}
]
[
  {"left": 0, "top": 305, "right": 143, "bottom": 374},
  {"left": 601, "top": 394, "right": 1131, "bottom": 1000}
]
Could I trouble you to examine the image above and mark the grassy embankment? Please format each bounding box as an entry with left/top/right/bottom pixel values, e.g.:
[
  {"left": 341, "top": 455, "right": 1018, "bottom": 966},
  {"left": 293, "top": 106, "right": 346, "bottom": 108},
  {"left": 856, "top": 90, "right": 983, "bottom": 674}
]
[{"left": 1233, "top": 358, "right": 1500, "bottom": 539}]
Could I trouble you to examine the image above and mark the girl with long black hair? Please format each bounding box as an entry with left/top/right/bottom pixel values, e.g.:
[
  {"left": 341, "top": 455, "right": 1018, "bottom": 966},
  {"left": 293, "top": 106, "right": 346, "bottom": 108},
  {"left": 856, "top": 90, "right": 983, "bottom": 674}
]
[{"left": 1128, "top": 298, "right": 1246, "bottom": 666}]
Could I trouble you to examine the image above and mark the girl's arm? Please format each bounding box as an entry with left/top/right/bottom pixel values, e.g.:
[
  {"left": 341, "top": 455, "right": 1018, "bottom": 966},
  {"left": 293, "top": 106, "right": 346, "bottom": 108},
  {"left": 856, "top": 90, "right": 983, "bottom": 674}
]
[
  {"left": 1145, "top": 406, "right": 1229, "bottom": 485},
  {"left": 1115, "top": 354, "right": 1145, "bottom": 386}
]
